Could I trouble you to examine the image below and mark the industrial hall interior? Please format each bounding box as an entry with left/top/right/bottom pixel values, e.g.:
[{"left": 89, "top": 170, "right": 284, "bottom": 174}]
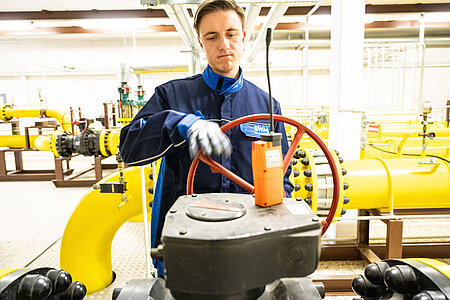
[{"left": 1, "top": 0, "right": 450, "bottom": 299}]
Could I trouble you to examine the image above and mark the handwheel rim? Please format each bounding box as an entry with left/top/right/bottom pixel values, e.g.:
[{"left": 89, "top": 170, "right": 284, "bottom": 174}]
[{"left": 186, "top": 114, "right": 341, "bottom": 235}]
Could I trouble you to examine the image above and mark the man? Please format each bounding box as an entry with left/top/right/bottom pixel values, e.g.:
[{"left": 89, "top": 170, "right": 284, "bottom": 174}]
[{"left": 119, "top": 0, "right": 293, "bottom": 276}]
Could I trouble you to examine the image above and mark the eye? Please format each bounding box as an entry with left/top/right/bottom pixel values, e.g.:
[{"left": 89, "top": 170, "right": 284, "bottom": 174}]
[{"left": 228, "top": 32, "right": 240, "bottom": 40}]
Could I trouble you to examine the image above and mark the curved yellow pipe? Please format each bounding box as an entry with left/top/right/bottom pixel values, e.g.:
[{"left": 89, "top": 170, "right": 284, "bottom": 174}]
[
  {"left": 412, "top": 258, "right": 450, "bottom": 279},
  {"left": 343, "top": 158, "right": 450, "bottom": 211},
  {"left": 60, "top": 166, "right": 154, "bottom": 294},
  {"left": 0, "top": 105, "right": 72, "bottom": 132},
  {"left": 0, "top": 268, "right": 21, "bottom": 279}
]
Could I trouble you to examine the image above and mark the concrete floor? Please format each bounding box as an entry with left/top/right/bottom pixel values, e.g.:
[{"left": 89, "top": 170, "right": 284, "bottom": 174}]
[{"left": 1, "top": 150, "right": 449, "bottom": 300}]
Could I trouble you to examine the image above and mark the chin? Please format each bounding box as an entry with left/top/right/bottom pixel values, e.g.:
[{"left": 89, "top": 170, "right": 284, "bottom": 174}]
[{"left": 221, "top": 66, "right": 236, "bottom": 75}]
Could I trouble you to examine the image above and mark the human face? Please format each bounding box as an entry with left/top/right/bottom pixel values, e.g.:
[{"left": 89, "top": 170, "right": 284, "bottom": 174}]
[{"left": 197, "top": 10, "right": 245, "bottom": 79}]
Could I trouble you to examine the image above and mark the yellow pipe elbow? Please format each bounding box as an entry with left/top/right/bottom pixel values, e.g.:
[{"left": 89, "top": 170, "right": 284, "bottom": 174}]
[
  {"left": 60, "top": 166, "right": 154, "bottom": 294},
  {"left": 0, "top": 105, "right": 72, "bottom": 132},
  {"left": 45, "top": 108, "right": 72, "bottom": 132}
]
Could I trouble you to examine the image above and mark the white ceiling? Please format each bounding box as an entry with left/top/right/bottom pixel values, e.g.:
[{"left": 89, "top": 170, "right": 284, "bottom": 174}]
[
  {"left": 0, "top": 0, "right": 449, "bottom": 12},
  {"left": 0, "top": 0, "right": 448, "bottom": 42}
]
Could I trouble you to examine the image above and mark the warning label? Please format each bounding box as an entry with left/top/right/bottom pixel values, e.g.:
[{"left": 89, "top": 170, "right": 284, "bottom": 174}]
[{"left": 265, "top": 149, "right": 281, "bottom": 168}]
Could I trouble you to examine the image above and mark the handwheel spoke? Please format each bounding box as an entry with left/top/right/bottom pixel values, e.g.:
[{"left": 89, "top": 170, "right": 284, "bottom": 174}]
[
  {"left": 283, "top": 128, "right": 305, "bottom": 174},
  {"left": 198, "top": 153, "right": 254, "bottom": 193}
]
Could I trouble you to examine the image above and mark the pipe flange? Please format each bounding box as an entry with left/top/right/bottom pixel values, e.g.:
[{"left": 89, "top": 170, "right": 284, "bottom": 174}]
[
  {"left": 103, "top": 130, "right": 112, "bottom": 156},
  {"left": 74, "top": 129, "right": 101, "bottom": 156},
  {"left": 1, "top": 105, "right": 12, "bottom": 121},
  {"left": 55, "top": 133, "right": 73, "bottom": 157}
]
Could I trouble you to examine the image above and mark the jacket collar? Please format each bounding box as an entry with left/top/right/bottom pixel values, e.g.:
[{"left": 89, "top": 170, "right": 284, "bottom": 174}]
[{"left": 202, "top": 65, "right": 243, "bottom": 95}]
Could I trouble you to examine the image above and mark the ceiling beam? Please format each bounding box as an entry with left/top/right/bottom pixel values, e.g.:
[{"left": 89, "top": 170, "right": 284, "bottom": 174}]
[
  {"left": 260, "top": 4, "right": 450, "bottom": 15},
  {"left": 245, "top": 3, "right": 289, "bottom": 63},
  {"left": 0, "top": 25, "right": 177, "bottom": 36},
  {"left": 161, "top": 4, "right": 201, "bottom": 53},
  {"left": 0, "top": 9, "right": 167, "bottom": 20},
  {"left": 365, "top": 3, "right": 450, "bottom": 14},
  {"left": 1, "top": 4, "right": 449, "bottom": 21},
  {"left": 244, "top": 3, "right": 262, "bottom": 49}
]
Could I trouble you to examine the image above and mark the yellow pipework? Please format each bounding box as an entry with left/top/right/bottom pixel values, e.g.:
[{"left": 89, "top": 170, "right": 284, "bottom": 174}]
[
  {"left": 368, "top": 122, "right": 449, "bottom": 139},
  {"left": 50, "top": 131, "right": 60, "bottom": 157},
  {"left": 60, "top": 165, "right": 154, "bottom": 294},
  {"left": 0, "top": 105, "right": 72, "bottom": 132},
  {"left": 98, "top": 129, "right": 121, "bottom": 157},
  {"left": 34, "top": 135, "right": 52, "bottom": 151},
  {"left": 291, "top": 148, "right": 346, "bottom": 218},
  {"left": 412, "top": 258, "right": 450, "bottom": 279},
  {"left": 343, "top": 158, "right": 450, "bottom": 212},
  {"left": 34, "top": 129, "right": 121, "bottom": 158},
  {"left": 0, "top": 135, "right": 43, "bottom": 149},
  {"left": 0, "top": 268, "right": 20, "bottom": 279},
  {"left": 364, "top": 122, "right": 450, "bottom": 159}
]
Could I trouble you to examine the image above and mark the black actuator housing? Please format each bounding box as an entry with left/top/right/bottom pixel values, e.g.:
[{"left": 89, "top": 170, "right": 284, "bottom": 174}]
[{"left": 160, "top": 193, "right": 322, "bottom": 300}]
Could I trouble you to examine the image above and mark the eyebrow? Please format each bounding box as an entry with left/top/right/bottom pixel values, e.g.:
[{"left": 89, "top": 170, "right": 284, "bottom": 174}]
[{"left": 202, "top": 28, "right": 240, "bottom": 38}]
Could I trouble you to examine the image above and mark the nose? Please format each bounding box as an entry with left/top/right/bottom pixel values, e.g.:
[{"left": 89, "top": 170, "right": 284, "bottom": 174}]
[{"left": 218, "top": 35, "right": 230, "bottom": 51}]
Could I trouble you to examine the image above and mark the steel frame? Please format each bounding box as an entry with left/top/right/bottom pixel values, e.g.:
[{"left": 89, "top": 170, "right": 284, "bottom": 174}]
[
  {"left": 313, "top": 208, "right": 450, "bottom": 294},
  {"left": 0, "top": 148, "right": 73, "bottom": 181},
  {"left": 52, "top": 155, "right": 117, "bottom": 188}
]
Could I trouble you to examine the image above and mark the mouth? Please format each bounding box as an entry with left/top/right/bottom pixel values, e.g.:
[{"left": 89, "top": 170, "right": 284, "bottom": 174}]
[{"left": 218, "top": 54, "right": 233, "bottom": 59}]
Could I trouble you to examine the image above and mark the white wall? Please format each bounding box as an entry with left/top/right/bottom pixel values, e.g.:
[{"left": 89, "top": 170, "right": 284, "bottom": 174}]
[{"left": 0, "top": 32, "right": 449, "bottom": 120}]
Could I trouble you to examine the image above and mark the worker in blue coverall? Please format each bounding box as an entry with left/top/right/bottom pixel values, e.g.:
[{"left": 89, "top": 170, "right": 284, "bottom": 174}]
[{"left": 119, "top": 0, "right": 294, "bottom": 276}]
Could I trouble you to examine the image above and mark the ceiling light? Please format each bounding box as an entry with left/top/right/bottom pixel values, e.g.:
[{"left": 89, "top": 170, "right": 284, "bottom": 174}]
[
  {"left": 424, "top": 12, "right": 450, "bottom": 23},
  {"left": 0, "top": 21, "right": 35, "bottom": 31},
  {"left": 78, "top": 19, "right": 148, "bottom": 30}
]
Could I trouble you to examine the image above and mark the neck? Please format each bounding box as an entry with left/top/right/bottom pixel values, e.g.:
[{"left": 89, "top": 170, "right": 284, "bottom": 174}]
[{"left": 212, "top": 67, "right": 239, "bottom": 80}]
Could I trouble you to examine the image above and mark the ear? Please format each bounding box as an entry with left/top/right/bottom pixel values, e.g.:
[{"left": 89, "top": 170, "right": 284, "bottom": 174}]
[
  {"left": 242, "top": 30, "right": 246, "bottom": 43},
  {"left": 198, "top": 36, "right": 204, "bottom": 50}
]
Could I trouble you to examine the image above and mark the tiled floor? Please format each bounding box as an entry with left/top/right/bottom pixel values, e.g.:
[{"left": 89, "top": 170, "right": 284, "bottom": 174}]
[{"left": 1, "top": 150, "right": 449, "bottom": 300}]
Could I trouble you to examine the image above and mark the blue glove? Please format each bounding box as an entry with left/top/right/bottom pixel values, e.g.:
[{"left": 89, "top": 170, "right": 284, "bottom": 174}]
[{"left": 178, "top": 111, "right": 232, "bottom": 159}]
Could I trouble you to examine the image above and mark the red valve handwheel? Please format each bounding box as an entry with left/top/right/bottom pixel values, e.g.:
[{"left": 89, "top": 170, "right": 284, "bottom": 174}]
[
  {"left": 61, "top": 109, "right": 88, "bottom": 136},
  {"left": 186, "top": 114, "right": 340, "bottom": 235}
]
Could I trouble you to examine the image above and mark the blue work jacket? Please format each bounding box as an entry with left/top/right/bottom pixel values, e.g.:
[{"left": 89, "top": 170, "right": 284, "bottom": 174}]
[{"left": 119, "top": 70, "right": 294, "bottom": 256}]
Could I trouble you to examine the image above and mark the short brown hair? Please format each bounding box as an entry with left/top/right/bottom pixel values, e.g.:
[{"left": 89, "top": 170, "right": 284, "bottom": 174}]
[{"left": 194, "top": 0, "right": 245, "bottom": 35}]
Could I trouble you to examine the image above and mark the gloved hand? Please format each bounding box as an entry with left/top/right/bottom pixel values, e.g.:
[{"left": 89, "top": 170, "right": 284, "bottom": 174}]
[{"left": 187, "top": 119, "right": 232, "bottom": 159}]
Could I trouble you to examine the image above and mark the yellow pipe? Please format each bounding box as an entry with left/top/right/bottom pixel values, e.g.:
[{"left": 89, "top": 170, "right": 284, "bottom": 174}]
[
  {"left": 60, "top": 166, "right": 154, "bottom": 294},
  {"left": 369, "top": 125, "right": 450, "bottom": 139},
  {"left": 34, "top": 129, "right": 121, "bottom": 157},
  {"left": 34, "top": 135, "right": 52, "bottom": 151},
  {"left": 132, "top": 67, "right": 189, "bottom": 74},
  {"left": 412, "top": 258, "right": 450, "bottom": 279},
  {"left": 98, "top": 129, "right": 121, "bottom": 156},
  {"left": 32, "top": 132, "right": 61, "bottom": 157},
  {"left": 0, "top": 135, "right": 42, "bottom": 148},
  {"left": 343, "top": 158, "right": 450, "bottom": 211},
  {"left": 0, "top": 105, "right": 72, "bottom": 132}
]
